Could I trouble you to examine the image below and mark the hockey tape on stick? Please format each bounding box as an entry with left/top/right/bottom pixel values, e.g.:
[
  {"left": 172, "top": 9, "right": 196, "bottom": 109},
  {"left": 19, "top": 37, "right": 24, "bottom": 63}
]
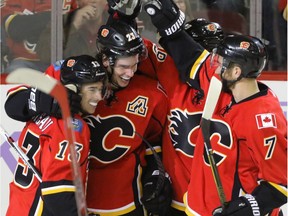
[
  {"left": 200, "top": 76, "right": 227, "bottom": 206},
  {"left": 6, "top": 68, "right": 87, "bottom": 216},
  {"left": 0, "top": 125, "right": 42, "bottom": 182}
]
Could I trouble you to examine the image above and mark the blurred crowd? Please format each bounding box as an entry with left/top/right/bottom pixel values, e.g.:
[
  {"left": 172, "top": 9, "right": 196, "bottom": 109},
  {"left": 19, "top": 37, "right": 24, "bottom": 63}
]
[{"left": 1, "top": 0, "right": 287, "bottom": 74}]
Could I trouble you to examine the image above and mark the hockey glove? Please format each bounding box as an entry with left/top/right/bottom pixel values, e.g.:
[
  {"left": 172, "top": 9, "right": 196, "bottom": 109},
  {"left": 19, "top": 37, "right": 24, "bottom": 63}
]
[
  {"left": 141, "top": 171, "right": 173, "bottom": 216},
  {"left": 212, "top": 194, "right": 261, "bottom": 216},
  {"left": 28, "top": 87, "right": 81, "bottom": 118},
  {"left": 144, "top": 0, "right": 185, "bottom": 37}
]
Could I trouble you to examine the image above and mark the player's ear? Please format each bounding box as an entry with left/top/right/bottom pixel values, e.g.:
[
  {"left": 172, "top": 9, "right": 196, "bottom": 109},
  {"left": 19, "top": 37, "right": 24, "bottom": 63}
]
[{"left": 234, "top": 65, "right": 242, "bottom": 79}]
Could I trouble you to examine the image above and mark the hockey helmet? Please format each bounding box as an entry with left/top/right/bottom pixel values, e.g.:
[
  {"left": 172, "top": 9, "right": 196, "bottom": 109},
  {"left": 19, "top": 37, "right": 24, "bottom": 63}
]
[
  {"left": 96, "top": 20, "right": 147, "bottom": 65},
  {"left": 60, "top": 55, "right": 107, "bottom": 89},
  {"left": 185, "top": 18, "right": 224, "bottom": 51},
  {"left": 214, "top": 35, "right": 267, "bottom": 78}
]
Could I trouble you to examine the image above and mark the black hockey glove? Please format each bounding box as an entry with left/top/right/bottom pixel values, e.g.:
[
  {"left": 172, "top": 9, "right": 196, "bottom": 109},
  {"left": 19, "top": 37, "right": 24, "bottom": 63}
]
[
  {"left": 28, "top": 86, "right": 81, "bottom": 118},
  {"left": 212, "top": 194, "right": 261, "bottom": 216},
  {"left": 141, "top": 171, "right": 172, "bottom": 216},
  {"left": 144, "top": 0, "right": 185, "bottom": 37}
]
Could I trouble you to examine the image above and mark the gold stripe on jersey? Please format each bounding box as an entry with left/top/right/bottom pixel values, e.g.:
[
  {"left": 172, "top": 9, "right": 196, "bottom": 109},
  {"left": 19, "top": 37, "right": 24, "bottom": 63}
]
[
  {"left": 35, "top": 197, "right": 44, "bottom": 216},
  {"left": 268, "top": 181, "right": 288, "bottom": 197},
  {"left": 145, "top": 145, "right": 162, "bottom": 155},
  {"left": 6, "top": 85, "right": 29, "bottom": 98},
  {"left": 184, "top": 192, "right": 201, "bottom": 216},
  {"left": 189, "top": 50, "right": 210, "bottom": 80},
  {"left": 41, "top": 185, "right": 76, "bottom": 195},
  {"left": 87, "top": 202, "right": 136, "bottom": 215}
]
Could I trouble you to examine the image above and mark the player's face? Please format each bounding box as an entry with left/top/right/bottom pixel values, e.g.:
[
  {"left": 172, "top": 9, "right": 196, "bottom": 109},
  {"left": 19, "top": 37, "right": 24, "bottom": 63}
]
[
  {"left": 111, "top": 55, "right": 139, "bottom": 88},
  {"left": 80, "top": 82, "right": 104, "bottom": 114}
]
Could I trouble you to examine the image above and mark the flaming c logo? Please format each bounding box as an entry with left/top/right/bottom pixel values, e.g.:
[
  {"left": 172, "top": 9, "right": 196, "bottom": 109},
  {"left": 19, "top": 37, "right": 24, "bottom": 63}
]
[
  {"left": 206, "top": 24, "right": 216, "bottom": 32},
  {"left": 101, "top": 29, "right": 109, "bottom": 37},
  {"left": 240, "top": 41, "right": 250, "bottom": 49},
  {"left": 67, "top": 59, "right": 75, "bottom": 67}
]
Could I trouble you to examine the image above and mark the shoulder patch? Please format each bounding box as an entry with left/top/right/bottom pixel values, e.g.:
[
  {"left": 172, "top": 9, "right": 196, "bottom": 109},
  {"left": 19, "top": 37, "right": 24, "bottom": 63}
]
[
  {"left": 72, "top": 118, "right": 83, "bottom": 132},
  {"left": 255, "top": 113, "right": 277, "bottom": 129}
]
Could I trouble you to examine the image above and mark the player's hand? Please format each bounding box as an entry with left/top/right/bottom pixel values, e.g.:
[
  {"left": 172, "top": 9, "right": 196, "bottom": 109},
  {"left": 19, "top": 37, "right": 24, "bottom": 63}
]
[
  {"left": 144, "top": 0, "right": 185, "bottom": 37},
  {"left": 213, "top": 194, "right": 260, "bottom": 216},
  {"left": 73, "top": 5, "right": 100, "bottom": 29},
  {"left": 28, "top": 86, "right": 81, "bottom": 118},
  {"left": 141, "top": 171, "right": 172, "bottom": 216}
]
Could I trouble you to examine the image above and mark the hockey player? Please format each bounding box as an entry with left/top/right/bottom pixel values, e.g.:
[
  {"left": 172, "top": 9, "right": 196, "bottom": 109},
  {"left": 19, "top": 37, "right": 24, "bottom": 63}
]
[
  {"left": 143, "top": 0, "right": 287, "bottom": 215},
  {"left": 84, "top": 20, "right": 171, "bottom": 216},
  {"left": 210, "top": 35, "right": 287, "bottom": 216},
  {"left": 5, "top": 55, "right": 108, "bottom": 216}
]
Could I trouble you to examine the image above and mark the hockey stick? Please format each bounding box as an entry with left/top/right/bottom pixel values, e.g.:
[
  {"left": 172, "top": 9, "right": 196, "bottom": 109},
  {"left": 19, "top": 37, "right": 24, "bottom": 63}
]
[
  {"left": 200, "top": 76, "right": 227, "bottom": 207},
  {"left": 0, "top": 125, "right": 42, "bottom": 182},
  {"left": 134, "top": 131, "right": 166, "bottom": 201},
  {"left": 6, "top": 68, "right": 88, "bottom": 216}
]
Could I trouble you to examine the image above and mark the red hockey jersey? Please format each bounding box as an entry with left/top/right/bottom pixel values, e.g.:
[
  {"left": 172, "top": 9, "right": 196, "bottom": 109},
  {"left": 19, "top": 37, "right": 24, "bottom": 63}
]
[
  {"left": 6, "top": 113, "right": 90, "bottom": 215},
  {"left": 139, "top": 39, "right": 231, "bottom": 211},
  {"left": 185, "top": 83, "right": 287, "bottom": 215},
  {"left": 84, "top": 74, "right": 169, "bottom": 215}
]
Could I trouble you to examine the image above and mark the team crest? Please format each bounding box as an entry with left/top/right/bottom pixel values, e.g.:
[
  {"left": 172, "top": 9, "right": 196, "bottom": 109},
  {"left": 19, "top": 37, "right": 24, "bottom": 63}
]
[
  {"left": 205, "top": 24, "right": 216, "bottom": 32},
  {"left": 126, "top": 96, "right": 148, "bottom": 117},
  {"left": 101, "top": 28, "right": 109, "bottom": 37},
  {"left": 240, "top": 41, "right": 250, "bottom": 49},
  {"left": 67, "top": 59, "right": 75, "bottom": 67},
  {"left": 168, "top": 109, "right": 202, "bottom": 157}
]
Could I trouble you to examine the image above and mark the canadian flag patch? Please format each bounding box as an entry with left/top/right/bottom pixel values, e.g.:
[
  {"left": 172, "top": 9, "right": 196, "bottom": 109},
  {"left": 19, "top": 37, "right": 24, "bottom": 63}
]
[{"left": 255, "top": 113, "right": 277, "bottom": 129}]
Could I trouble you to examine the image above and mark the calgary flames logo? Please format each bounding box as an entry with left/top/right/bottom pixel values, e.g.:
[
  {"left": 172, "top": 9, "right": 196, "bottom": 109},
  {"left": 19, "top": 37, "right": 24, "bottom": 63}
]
[
  {"left": 240, "top": 41, "right": 250, "bottom": 49},
  {"left": 206, "top": 24, "right": 216, "bottom": 32},
  {"left": 67, "top": 59, "right": 75, "bottom": 67},
  {"left": 101, "top": 28, "right": 109, "bottom": 38}
]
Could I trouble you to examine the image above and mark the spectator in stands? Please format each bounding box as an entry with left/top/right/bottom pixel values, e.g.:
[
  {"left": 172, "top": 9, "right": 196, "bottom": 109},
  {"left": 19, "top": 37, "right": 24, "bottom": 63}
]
[
  {"left": 64, "top": 0, "right": 108, "bottom": 58},
  {"left": 1, "top": 0, "right": 77, "bottom": 73},
  {"left": 36, "top": 0, "right": 109, "bottom": 66}
]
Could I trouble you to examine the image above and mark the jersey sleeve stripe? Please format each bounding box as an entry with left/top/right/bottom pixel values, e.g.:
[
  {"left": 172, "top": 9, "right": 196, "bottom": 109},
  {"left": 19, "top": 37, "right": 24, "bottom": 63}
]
[
  {"left": 41, "top": 185, "right": 76, "bottom": 195},
  {"left": 268, "top": 181, "right": 288, "bottom": 197},
  {"left": 189, "top": 49, "right": 210, "bottom": 80}
]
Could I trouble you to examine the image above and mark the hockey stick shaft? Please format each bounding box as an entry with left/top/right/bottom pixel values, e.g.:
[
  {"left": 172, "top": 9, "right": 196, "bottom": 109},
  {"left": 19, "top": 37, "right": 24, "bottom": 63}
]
[
  {"left": 6, "top": 68, "right": 87, "bottom": 216},
  {"left": 0, "top": 125, "right": 42, "bottom": 182},
  {"left": 134, "top": 131, "right": 165, "bottom": 199},
  {"left": 201, "top": 76, "right": 227, "bottom": 206}
]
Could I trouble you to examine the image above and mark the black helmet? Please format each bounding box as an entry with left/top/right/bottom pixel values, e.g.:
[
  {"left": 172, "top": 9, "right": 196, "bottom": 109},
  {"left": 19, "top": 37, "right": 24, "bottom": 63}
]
[
  {"left": 215, "top": 35, "right": 268, "bottom": 78},
  {"left": 185, "top": 18, "right": 224, "bottom": 51},
  {"left": 60, "top": 55, "right": 107, "bottom": 88},
  {"left": 96, "top": 20, "right": 147, "bottom": 65}
]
